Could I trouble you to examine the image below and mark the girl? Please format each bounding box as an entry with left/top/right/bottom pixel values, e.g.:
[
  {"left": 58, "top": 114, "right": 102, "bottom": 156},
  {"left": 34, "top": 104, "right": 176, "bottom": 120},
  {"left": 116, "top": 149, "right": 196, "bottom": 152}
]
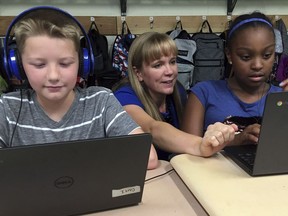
[{"left": 182, "top": 12, "right": 282, "bottom": 145}]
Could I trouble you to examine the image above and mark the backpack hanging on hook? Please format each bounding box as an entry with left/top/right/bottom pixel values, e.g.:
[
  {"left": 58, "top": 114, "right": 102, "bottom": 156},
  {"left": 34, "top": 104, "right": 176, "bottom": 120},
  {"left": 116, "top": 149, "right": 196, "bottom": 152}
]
[
  {"left": 83, "top": 20, "right": 121, "bottom": 89},
  {"left": 274, "top": 18, "right": 288, "bottom": 84},
  {"left": 167, "top": 20, "right": 197, "bottom": 90},
  {"left": 112, "top": 21, "right": 137, "bottom": 78},
  {"left": 191, "top": 19, "right": 225, "bottom": 86}
]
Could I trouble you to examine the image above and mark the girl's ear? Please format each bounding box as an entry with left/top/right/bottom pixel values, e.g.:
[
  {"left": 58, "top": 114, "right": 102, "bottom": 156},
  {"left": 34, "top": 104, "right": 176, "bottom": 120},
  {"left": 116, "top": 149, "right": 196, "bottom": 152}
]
[
  {"left": 225, "top": 48, "right": 232, "bottom": 64},
  {"left": 133, "top": 66, "right": 143, "bottom": 81}
]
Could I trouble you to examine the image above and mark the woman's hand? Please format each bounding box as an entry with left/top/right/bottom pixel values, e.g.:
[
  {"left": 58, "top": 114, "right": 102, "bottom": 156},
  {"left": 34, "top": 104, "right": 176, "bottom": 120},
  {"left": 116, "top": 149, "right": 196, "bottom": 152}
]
[{"left": 199, "top": 122, "right": 238, "bottom": 157}]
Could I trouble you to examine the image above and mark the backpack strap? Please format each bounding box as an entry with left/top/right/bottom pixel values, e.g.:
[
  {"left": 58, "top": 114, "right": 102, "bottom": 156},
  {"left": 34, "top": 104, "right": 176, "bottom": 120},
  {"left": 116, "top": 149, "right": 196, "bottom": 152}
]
[
  {"left": 88, "top": 21, "right": 99, "bottom": 32},
  {"left": 200, "top": 20, "right": 213, "bottom": 33},
  {"left": 121, "top": 21, "right": 132, "bottom": 35},
  {"left": 174, "top": 20, "right": 183, "bottom": 30}
]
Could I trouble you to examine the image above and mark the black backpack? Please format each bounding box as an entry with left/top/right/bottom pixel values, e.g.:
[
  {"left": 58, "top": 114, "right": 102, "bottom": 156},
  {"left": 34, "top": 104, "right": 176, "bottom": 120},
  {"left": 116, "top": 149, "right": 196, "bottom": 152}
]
[
  {"left": 191, "top": 20, "right": 225, "bottom": 86},
  {"left": 85, "top": 21, "right": 122, "bottom": 89}
]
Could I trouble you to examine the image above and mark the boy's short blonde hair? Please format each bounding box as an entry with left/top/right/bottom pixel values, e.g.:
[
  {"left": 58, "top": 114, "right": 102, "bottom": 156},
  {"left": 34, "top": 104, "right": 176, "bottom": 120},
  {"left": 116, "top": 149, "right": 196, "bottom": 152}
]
[{"left": 14, "top": 9, "right": 81, "bottom": 55}]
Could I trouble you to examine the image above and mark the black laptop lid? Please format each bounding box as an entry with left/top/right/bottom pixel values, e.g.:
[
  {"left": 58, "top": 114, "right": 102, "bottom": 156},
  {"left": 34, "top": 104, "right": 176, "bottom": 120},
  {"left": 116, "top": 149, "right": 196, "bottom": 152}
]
[
  {"left": 253, "top": 91, "right": 288, "bottom": 176},
  {"left": 224, "top": 92, "right": 288, "bottom": 176},
  {"left": 0, "top": 133, "right": 152, "bottom": 216}
]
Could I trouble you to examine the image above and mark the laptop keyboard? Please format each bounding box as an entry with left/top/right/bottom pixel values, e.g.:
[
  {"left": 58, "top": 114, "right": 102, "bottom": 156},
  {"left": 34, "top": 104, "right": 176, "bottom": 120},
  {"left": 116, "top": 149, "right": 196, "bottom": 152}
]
[
  {"left": 224, "top": 144, "right": 257, "bottom": 170},
  {"left": 238, "top": 152, "right": 256, "bottom": 167}
]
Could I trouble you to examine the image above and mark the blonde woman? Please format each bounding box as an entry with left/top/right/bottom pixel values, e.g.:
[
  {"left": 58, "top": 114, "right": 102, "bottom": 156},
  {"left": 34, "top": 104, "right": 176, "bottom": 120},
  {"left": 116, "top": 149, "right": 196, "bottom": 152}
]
[{"left": 114, "top": 32, "right": 237, "bottom": 160}]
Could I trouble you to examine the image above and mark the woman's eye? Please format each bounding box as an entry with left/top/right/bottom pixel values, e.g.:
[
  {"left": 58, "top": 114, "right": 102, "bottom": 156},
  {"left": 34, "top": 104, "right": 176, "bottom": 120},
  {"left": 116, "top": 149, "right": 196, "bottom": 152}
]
[
  {"left": 153, "top": 63, "right": 161, "bottom": 68},
  {"left": 170, "top": 59, "right": 177, "bottom": 64}
]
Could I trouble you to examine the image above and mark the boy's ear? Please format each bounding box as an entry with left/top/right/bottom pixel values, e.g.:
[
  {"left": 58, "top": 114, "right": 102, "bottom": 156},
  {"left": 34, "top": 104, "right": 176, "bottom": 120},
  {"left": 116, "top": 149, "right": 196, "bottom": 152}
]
[{"left": 133, "top": 66, "right": 143, "bottom": 81}]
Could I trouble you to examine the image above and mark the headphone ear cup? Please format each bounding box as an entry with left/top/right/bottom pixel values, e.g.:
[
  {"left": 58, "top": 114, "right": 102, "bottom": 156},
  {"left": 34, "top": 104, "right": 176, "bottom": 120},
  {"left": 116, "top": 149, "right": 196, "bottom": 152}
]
[
  {"left": 8, "top": 48, "right": 26, "bottom": 80},
  {"left": 4, "top": 6, "right": 95, "bottom": 81},
  {"left": 80, "top": 47, "right": 90, "bottom": 79}
]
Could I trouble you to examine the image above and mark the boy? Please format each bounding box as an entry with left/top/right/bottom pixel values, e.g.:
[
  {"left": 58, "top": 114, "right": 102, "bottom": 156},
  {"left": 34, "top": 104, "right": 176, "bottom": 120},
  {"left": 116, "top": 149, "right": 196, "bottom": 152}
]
[{"left": 0, "top": 6, "right": 158, "bottom": 169}]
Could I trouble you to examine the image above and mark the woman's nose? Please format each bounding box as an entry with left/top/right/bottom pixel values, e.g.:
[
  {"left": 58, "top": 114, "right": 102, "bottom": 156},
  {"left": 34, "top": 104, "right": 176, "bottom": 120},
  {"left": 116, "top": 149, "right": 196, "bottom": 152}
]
[{"left": 164, "top": 64, "right": 174, "bottom": 75}]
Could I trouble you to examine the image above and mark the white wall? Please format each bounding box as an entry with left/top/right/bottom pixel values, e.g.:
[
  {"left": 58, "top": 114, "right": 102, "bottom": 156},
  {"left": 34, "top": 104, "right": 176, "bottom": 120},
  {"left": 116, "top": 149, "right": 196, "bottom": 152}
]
[
  {"left": 0, "top": 0, "right": 288, "bottom": 16},
  {"left": 1, "top": 0, "right": 287, "bottom": 52}
]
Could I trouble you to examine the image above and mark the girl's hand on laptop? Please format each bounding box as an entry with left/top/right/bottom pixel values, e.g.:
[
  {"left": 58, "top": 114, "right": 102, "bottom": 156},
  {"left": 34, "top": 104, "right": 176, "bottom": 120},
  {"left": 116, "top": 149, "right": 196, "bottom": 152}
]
[
  {"left": 199, "top": 122, "right": 238, "bottom": 157},
  {"left": 279, "top": 79, "right": 288, "bottom": 91},
  {"left": 232, "top": 124, "right": 261, "bottom": 146}
]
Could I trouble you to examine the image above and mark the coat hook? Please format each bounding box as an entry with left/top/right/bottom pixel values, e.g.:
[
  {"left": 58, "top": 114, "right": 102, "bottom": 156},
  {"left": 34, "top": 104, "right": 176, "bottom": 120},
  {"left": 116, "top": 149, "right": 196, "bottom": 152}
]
[
  {"left": 227, "top": 15, "right": 232, "bottom": 28},
  {"left": 121, "top": 16, "right": 126, "bottom": 23},
  {"left": 175, "top": 16, "right": 182, "bottom": 30},
  {"left": 202, "top": 15, "right": 207, "bottom": 21},
  {"left": 275, "top": 15, "right": 280, "bottom": 21},
  {"left": 149, "top": 16, "right": 154, "bottom": 29},
  {"left": 90, "top": 17, "right": 95, "bottom": 22}
]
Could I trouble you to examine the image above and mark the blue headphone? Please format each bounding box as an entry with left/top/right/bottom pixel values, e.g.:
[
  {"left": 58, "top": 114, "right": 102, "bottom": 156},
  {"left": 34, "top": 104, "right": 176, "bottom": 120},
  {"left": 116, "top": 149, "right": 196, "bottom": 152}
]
[{"left": 3, "top": 6, "right": 95, "bottom": 81}]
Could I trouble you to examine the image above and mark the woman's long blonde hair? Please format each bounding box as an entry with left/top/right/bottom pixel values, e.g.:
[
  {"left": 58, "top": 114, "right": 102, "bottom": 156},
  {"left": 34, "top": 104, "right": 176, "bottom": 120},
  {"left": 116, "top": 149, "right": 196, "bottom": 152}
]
[{"left": 114, "top": 32, "right": 185, "bottom": 123}]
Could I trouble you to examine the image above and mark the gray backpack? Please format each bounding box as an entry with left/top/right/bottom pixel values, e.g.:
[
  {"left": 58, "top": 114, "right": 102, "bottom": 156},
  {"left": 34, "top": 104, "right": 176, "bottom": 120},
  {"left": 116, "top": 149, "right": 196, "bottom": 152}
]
[
  {"left": 191, "top": 20, "right": 225, "bottom": 86},
  {"left": 169, "top": 29, "right": 197, "bottom": 90}
]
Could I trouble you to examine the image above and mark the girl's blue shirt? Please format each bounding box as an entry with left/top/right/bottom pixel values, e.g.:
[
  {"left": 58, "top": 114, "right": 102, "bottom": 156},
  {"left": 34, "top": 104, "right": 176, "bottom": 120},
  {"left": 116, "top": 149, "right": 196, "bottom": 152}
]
[{"left": 190, "top": 80, "right": 282, "bottom": 131}]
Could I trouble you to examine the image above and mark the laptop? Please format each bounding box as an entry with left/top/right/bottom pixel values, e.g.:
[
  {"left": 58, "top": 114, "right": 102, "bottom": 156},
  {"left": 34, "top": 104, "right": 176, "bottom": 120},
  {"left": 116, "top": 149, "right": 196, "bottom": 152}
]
[
  {"left": 223, "top": 91, "right": 288, "bottom": 176},
  {"left": 0, "top": 133, "right": 152, "bottom": 216}
]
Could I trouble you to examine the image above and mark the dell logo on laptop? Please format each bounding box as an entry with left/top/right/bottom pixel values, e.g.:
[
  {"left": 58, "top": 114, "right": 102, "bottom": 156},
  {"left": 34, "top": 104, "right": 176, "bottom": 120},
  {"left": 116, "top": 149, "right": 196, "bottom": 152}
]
[{"left": 54, "top": 176, "right": 74, "bottom": 189}]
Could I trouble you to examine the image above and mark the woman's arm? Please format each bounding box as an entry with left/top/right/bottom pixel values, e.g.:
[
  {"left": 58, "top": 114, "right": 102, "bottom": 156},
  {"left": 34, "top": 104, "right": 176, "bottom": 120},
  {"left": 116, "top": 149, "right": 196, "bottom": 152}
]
[
  {"left": 130, "top": 127, "right": 159, "bottom": 170},
  {"left": 181, "top": 93, "right": 205, "bottom": 136},
  {"left": 124, "top": 105, "right": 237, "bottom": 157}
]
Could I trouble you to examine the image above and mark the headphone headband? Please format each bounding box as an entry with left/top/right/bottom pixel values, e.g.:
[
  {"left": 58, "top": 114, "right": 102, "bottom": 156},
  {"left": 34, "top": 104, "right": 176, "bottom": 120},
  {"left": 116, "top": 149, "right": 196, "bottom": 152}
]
[
  {"left": 228, "top": 18, "right": 273, "bottom": 39},
  {"left": 3, "top": 6, "right": 95, "bottom": 80}
]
